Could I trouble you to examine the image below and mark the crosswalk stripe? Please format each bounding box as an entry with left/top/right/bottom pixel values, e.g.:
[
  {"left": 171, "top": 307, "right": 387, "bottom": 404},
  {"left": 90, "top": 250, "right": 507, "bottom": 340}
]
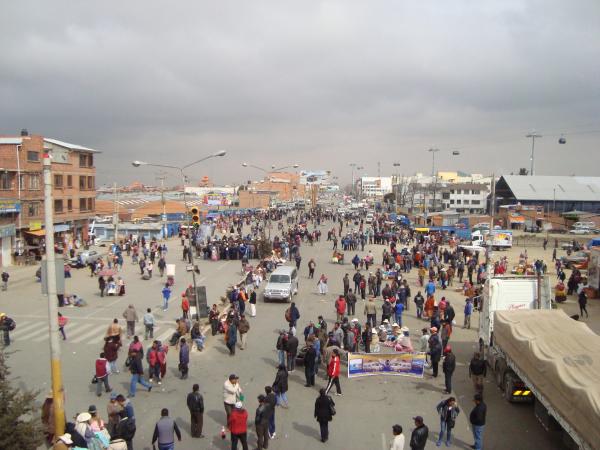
[
  {"left": 10, "top": 321, "right": 43, "bottom": 337},
  {"left": 35, "top": 323, "right": 95, "bottom": 343},
  {"left": 71, "top": 327, "right": 106, "bottom": 344},
  {"left": 156, "top": 329, "right": 172, "bottom": 343},
  {"left": 16, "top": 326, "right": 49, "bottom": 340}
]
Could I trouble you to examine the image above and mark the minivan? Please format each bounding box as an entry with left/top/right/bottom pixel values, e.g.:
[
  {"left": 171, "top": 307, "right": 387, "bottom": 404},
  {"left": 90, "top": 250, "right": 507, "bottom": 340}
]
[{"left": 263, "top": 266, "right": 299, "bottom": 302}]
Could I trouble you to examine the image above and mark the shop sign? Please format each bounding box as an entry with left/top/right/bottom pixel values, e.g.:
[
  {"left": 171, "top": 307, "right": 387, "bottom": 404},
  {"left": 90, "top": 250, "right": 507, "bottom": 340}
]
[
  {"left": 29, "top": 221, "right": 42, "bottom": 231},
  {"left": 0, "top": 200, "right": 21, "bottom": 213}
]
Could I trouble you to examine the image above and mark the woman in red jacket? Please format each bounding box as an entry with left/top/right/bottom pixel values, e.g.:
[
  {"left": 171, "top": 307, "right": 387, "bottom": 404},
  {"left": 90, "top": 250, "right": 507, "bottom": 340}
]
[
  {"left": 325, "top": 349, "right": 342, "bottom": 396},
  {"left": 228, "top": 401, "right": 249, "bottom": 450}
]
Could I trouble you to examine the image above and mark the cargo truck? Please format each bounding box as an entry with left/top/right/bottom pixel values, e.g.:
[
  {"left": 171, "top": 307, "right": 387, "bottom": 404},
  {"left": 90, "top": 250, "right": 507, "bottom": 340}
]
[
  {"left": 487, "top": 310, "right": 600, "bottom": 450},
  {"left": 471, "top": 229, "right": 513, "bottom": 249},
  {"left": 478, "top": 276, "right": 598, "bottom": 449}
]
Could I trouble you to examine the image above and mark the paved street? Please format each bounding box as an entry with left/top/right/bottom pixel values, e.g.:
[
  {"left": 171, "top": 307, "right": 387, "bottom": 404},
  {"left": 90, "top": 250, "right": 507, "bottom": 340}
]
[{"left": 2, "top": 222, "right": 578, "bottom": 450}]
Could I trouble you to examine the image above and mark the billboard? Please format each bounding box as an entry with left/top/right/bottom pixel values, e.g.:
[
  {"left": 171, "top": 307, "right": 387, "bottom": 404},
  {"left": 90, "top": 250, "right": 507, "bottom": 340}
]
[{"left": 347, "top": 352, "right": 426, "bottom": 378}]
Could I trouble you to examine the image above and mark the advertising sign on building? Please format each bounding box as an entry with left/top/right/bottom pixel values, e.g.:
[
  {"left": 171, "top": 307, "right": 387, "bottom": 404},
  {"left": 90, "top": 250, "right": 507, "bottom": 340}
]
[{"left": 0, "top": 199, "right": 21, "bottom": 213}]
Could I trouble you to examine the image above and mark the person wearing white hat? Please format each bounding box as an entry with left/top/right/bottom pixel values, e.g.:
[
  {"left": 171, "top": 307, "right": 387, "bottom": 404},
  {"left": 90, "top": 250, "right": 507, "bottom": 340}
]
[
  {"left": 228, "top": 401, "right": 249, "bottom": 449},
  {"left": 53, "top": 433, "right": 74, "bottom": 450},
  {"left": 75, "top": 412, "right": 94, "bottom": 444}
]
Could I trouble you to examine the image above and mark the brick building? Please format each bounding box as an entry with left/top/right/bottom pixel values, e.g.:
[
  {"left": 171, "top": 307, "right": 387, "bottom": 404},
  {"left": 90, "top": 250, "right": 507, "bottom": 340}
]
[
  {"left": 249, "top": 172, "right": 305, "bottom": 202},
  {"left": 0, "top": 131, "right": 99, "bottom": 266}
]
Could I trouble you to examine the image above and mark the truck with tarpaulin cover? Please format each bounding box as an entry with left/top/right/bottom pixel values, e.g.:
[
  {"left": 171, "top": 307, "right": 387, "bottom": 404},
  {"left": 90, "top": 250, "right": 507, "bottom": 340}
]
[{"left": 485, "top": 309, "right": 600, "bottom": 449}]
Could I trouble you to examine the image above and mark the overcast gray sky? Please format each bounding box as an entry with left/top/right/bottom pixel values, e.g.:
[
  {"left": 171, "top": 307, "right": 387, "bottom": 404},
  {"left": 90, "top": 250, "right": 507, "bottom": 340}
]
[{"left": 1, "top": 0, "right": 599, "bottom": 186}]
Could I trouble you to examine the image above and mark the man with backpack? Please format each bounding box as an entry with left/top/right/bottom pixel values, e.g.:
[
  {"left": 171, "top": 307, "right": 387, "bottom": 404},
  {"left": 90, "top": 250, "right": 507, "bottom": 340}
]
[{"left": 0, "top": 312, "right": 16, "bottom": 346}]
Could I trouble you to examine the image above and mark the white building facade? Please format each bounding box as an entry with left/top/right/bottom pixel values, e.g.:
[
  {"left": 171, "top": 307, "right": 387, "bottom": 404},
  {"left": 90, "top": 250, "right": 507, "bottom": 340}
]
[{"left": 359, "top": 177, "right": 393, "bottom": 197}]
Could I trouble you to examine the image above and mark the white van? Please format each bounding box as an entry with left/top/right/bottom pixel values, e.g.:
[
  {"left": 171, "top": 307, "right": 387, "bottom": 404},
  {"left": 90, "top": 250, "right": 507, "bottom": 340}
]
[{"left": 263, "top": 266, "right": 299, "bottom": 302}]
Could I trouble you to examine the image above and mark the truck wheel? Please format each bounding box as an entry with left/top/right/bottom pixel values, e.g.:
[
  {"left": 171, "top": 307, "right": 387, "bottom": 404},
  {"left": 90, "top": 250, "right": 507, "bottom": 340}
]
[{"left": 503, "top": 374, "right": 514, "bottom": 402}]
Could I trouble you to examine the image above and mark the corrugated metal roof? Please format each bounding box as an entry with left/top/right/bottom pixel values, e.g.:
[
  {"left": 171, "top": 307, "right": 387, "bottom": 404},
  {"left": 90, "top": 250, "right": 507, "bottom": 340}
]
[
  {"left": 44, "top": 138, "right": 100, "bottom": 153},
  {"left": 0, "top": 138, "right": 23, "bottom": 145},
  {"left": 500, "top": 175, "right": 600, "bottom": 201}
]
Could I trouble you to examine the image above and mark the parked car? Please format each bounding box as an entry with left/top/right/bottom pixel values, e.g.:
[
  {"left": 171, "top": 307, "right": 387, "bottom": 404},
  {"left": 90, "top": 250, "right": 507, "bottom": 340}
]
[
  {"left": 560, "top": 251, "right": 589, "bottom": 269},
  {"left": 569, "top": 228, "right": 592, "bottom": 235},
  {"left": 70, "top": 250, "right": 102, "bottom": 268}
]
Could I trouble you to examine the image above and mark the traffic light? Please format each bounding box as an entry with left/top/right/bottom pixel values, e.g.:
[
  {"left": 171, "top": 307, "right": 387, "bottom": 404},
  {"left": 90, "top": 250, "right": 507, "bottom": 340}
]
[{"left": 190, "top": 206, "right": 200, "bottom": 227}]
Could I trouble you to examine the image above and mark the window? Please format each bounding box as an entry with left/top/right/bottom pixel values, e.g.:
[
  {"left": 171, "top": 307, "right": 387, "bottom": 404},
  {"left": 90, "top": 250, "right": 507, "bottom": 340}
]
[
  {"left": 464, "top": 200, "right": 470, "bottom": 205},
  {"left": 88, "top": 198, "right": 93, "bottom": 211},
  {"left": 450, "top": 190, "right": 455, "bottom": 194},
  {"left": 54, "top": 174, "right": 63, "bottom": 188},
  {"left": 67, "top": 199, "right": 73, "bottom": 211},
  {"left": 79, "top": 198, "right": 87, "bottom": 211},
  {"left": 0, "top": 172, "right": 11, "bottom": 190},
  {"left": 450, "top": 200, "right": 455, "bottom": 204},
  {"left": 472, "top": 190, "right": 479, "bottom": 195},
  {"left": 29, "top": 174, "right": 40, "bottom": 190},
  {"left": 54, "top": 199, "right": 63, "bottom": 214},
  {"left": 471, "top": 200, "right": 480, "bottom": 205},
  {"left": 79, "top": 176, "right": 86, "bottom": 190},
  {"left": 79, "top": 153, "right": 93, "bottom": 168},
  {"left": 442, "top": 192, "right": 450, "bottom": 200},
  {"left": 67, "top": 175, "right": 73, "bottom": 188},
  {"left": 87, "top": 176, "right": 94, "bottom": 190},
  {"left": 27, "top": 151, "right": 40, "bottom": 162},
  {"left": 19, "top": 174, "right": 26, "bottom": 190},
  {"left": 456, "top": 199, "right": 462, "bottom": 204},
  {"left": 28, "top": 202, "right": 40, "bottom": 217}
]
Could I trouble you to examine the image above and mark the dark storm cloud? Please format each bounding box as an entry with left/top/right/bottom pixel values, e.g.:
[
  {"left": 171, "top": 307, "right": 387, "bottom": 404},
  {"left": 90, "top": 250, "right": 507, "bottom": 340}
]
[{"left": 1, "top": 0, "right": 599, "bottom": 185}]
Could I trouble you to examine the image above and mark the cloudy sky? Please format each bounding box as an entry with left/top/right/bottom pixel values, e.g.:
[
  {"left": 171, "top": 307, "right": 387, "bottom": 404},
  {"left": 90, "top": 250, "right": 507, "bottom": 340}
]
[{"left": 1, "top": 1, "right": 599, "bottom": 186}]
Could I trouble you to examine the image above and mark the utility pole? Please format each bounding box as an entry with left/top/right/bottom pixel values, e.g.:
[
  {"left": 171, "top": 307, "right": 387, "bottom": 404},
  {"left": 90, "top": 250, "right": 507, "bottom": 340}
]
[
  {"left": 156, "top": 172, "right": 167, "bottom": 239},
  {"left": 112, "top": 182, "right": 120, "bottom": 244},
  {"left": 429, "top": 148, "right": 440, "bottom": 213},
  {"left": 43, "top": 152, "right": 65, "bottom": 437},
  {"left": 486, "top": 174, "right": 496, "bottom": 279},
  {"left": 526, "top": 131, "right": 542, "bottom": 176}
]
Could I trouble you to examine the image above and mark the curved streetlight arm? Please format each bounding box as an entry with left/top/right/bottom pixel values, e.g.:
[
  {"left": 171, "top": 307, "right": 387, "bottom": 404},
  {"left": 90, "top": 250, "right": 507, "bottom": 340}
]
[
  {"left": 182, "top": 151, "right": 226, "bottom": 170},
  {"left": 272, "top": 164, "right": 299, "bottom": 172},
  {"left": 242, "top": 163, "right": 268, "bottom": 172}
]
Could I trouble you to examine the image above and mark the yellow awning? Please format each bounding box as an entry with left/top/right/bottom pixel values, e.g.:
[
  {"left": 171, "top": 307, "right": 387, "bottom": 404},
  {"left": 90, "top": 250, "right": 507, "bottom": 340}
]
[
  {"left": 415, "top": 227, "right": 429, "bottom": 232},
  {"left": 25, "top": 229, "right": 45, "bottom": 236}
]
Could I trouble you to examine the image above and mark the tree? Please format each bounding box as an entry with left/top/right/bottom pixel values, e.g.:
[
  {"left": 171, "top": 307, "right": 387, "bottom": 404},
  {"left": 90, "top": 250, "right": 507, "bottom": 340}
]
[{"left": 0, "top": 350, "right": 44, "bottom": 450}]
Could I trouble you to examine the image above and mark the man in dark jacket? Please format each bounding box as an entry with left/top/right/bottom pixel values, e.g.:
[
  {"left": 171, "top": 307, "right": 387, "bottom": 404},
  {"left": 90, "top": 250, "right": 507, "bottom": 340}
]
[
  {"left": 286, "top": 332, "right": 299, "bottom": 372},
  {"left": 346, "top": 289, "right": 357, "bottom": 316},
  {"left": 381, "top": 300, "right": 393, "bottom": 324},
  {"left": 314, "top": 388, "right": 335, "bottom": 443},
  {"left": 304, "top": 340, "right": 317, "bottom": 387},
  {"left": 442, "top": 346, "right": 456, "bottom": 394},
  {"left": 429, "top": 331, "right": 442, "bottom": 378},
  {"left": 444, "top": 301, "right": 455, "bottom": 323},
  {"left": 128, "top": 351, "right": 152, "bottom": 397},
  {"left": 343, "top": 273, "right": 350, "bottom": 296},
  {"left": 113, "top": 410, "right": 136, "bottom": 450},
  {"left": 409, "top": 416, "right": 428, "bottom": 450},
  {"left": 186, "top": 383, "right": 204, "bottom": 438},
  {"left": 272, "top": 364, "right": 289, "bottom": 408},
  {"left": 469, "top": 393, "right": 486, "bottom": 450},
  {"left": 255, "top": 395, "right": 271, "bottom": 450},
  {"left": 265, "top": 386, "right": 277, "bottom": 439},
  {"left": 469, "top": 353, "right": 487, "bottom": 393}
]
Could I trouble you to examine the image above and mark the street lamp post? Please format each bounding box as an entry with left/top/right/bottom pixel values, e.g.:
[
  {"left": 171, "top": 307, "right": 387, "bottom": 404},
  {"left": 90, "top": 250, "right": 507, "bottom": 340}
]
[
  {"left": 43, "top": 152, "right": 66, "bottom": 438},
  {"left": 132, "top": 150, "right": 226, "bottom": 318},
  {"left": 393, "top": 162, "right": 401, "bottom": 208},
  {"left": 242, "top": 162, "right": 299, "bottom": 173},
  {"left": 526, "top": 131, "right": 542, "bottom": 175}
]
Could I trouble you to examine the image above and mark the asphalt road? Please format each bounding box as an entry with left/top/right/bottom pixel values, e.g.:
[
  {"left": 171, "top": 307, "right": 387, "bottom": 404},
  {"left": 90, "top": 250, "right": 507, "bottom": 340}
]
[{"left": 3, "top": 220, "right": 569, "bottom": 450}]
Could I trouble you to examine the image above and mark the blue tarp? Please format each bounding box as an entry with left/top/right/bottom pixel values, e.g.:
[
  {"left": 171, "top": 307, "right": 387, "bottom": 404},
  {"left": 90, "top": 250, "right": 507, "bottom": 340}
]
[{"left": 588, "top": 239, "right": 600, "bottom": 248}]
